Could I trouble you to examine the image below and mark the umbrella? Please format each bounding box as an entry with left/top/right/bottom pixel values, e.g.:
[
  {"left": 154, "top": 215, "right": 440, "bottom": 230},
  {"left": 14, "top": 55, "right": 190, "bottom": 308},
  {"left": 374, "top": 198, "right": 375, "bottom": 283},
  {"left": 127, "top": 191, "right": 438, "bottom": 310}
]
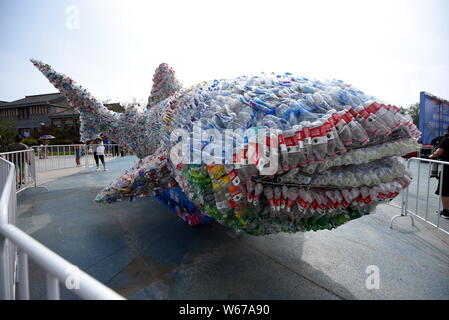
[{"left": 39, "top": 135, "right": 56, "bottom": 140}]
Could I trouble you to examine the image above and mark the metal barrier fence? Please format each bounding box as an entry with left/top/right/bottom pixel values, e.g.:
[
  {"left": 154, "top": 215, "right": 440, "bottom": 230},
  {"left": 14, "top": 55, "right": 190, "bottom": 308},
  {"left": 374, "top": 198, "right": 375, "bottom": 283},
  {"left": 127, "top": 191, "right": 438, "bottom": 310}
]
[
  {"left": 31, "top": 144, "right": 129, "bottom": 172},
  {"left": 0, "top": 156, "right": 125, "bottom": 300},
  {"left": 390, "top": 157, "right": 449, "bottom": 235},
  {"left": 0, "top": 150, "right": 36, "bottom": 193},
  {"left": 0, "top": 156, "right": 17, "bottom": 299},
  {"left": 418, "top": 146, "right": 434, "bottom": 158}
]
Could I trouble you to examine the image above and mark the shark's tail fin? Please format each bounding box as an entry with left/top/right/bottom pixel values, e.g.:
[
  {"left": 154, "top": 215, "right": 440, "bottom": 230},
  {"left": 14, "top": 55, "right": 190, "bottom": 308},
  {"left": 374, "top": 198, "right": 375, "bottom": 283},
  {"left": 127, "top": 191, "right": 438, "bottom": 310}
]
[
  {"left": 30, "top": 58, "right": 119, "bottom": 141},
  {"left": 147, "top": 63, "right": 182, "bottom": 108}
]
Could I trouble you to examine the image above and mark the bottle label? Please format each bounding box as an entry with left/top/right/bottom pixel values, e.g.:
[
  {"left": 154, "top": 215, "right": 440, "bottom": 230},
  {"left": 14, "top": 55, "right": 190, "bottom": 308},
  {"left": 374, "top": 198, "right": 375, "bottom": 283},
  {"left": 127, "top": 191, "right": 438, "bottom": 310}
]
[
  {"left": 358, "top": 108, "right": 370, "bottom": 119},
  {"left": 278, "top": 134, "right": 288, "bottom": 153},
  {"left": 278, "top": 134, "right": 285, "bottom": 145},
  {"left": 230, "top": 187, "right": 243, "bottom": 201},
  {"left": 274, "top": 198, "right": 281, "bottom": 208},
  {"left": 228, "top": 170, "right": 241, "bottom": 186},
  {"left": 295, "top": 129, "right": 304, "bottom": 148},
  {"left": 303, "top": 127, "right": 311, "bottom": 144},
  {"left": 298, "top": 198, "right": 306, "bottom": 208},
  {"left": 348, "top": 108, "right": 358, "bottom": 118},
  {"left": 295, "top": 129, "right": 303, "bottom": 141},
  {"left": 281, "top": 198, "right": 287, "bottom": 209},
  {"left": 310, "top": 125, "right": 327, "bottom": 145},
  {"left": 323, "top": 122, "right": 333, "bottom": 133},
  {"left": 342, "top": 112, "right": 353, "bottom": 124},
  {"left": 285, "top": 135, "right": 298, "bottom": 152},
  {"left": 367, "top": 102, "right": 380, "bottom": 113},
  {"left": 364, "top": 196, "right": 372, "bottom": 204},
  {"left": 228, "top": 199, "right": 238, "bottom": 208},
  {"left": 310, "top": 126, "right": 323, "bottom": 138}
]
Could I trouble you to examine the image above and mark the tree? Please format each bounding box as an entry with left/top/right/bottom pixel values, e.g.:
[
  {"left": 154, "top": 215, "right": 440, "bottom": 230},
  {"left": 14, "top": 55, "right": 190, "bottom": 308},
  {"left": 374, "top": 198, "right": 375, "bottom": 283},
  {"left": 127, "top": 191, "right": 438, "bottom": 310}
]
[
  {"left": 400, "top": 103, "right": 419, "bottom": 127},
  {"left": 0, "top": 118, "right": 16, "bottom": 151}
]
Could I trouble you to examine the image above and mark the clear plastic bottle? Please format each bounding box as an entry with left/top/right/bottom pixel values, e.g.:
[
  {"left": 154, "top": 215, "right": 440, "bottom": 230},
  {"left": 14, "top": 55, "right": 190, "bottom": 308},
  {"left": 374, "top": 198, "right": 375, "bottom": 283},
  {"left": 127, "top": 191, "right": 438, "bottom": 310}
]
[
  {"left": 293, "top": 124, "right": 308, "bottom": 166},
  {"left": 310, "top": 120, "right": 328, "bottom": 162},
  {"left": 340, "top": 109, "right": 369, "bottom": 145}
]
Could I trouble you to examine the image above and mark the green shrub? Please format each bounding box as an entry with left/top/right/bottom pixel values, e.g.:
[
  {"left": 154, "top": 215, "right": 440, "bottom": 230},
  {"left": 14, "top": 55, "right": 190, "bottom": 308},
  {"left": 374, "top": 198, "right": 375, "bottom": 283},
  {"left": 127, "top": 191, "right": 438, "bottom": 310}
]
[{"left": 22, "top": 138, "right": 38, "bottom": 146}]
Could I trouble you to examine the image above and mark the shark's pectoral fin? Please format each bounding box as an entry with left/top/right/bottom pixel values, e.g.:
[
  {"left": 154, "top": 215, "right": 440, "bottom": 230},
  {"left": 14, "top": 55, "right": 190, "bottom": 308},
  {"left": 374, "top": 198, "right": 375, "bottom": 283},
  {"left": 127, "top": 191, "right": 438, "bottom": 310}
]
[{"left": 147, "top": 63, "right": 182, "bottom": 108}]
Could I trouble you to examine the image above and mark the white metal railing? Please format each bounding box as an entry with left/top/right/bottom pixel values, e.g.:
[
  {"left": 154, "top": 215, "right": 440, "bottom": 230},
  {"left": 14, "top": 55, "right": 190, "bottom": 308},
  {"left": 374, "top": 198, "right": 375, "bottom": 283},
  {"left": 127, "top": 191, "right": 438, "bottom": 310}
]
[
  {"left": 0, "top": 156, "right": 17, "bottom": 299},
  {"left": 390, "top": 157, "right": 449, "bottom": 235},
  {"left": 0, "top": 150, "right": 36, "bottom": 193},
  {"left": 0, "top": 157, "right": 125, "bottom": 300},
  {"left": 30, "top": 144, "right": 131, "bottom": 172}
]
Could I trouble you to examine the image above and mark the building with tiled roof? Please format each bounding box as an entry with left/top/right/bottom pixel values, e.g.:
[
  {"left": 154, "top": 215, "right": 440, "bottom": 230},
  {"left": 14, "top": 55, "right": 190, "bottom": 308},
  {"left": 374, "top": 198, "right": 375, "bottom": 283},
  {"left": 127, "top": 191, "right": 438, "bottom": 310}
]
[{"left": 0, "top": 93, "right": 123, "bottom": 137}]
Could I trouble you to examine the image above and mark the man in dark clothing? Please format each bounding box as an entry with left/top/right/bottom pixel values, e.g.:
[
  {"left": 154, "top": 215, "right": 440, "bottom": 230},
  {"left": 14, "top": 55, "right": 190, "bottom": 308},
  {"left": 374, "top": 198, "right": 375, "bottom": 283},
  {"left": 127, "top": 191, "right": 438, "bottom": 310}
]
[
  {"left": 111, "top": 141, "right": 120, "bottom": 157},
  {"left": 429, "top": 128, "right": 449, "bottom": 178},
  {"left": 7, "top": 134, "right": 30, "bottom": 186},
  {"left": 431, "top": 135, "right": 447, "bottom": 147},
  {"left": 429, "top": 127, "right": 449, "bottom": 219},
  {"left": 7, "top": 134, "right": 29, "bottom": 152}
]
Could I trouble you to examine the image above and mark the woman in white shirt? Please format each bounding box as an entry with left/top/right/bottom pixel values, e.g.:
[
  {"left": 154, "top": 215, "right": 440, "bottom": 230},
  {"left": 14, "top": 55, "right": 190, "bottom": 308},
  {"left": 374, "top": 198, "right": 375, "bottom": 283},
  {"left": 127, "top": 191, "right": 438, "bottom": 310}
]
[{"left": 94, "top": 138, "right": 106, "bottom": 171}]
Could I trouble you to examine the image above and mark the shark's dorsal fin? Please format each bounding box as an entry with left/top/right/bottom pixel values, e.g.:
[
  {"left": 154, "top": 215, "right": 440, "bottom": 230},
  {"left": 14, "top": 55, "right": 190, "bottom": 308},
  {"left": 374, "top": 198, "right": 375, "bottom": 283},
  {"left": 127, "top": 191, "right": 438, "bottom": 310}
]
[{"left": 147, "top": 63, "right": 182, "bottom": 108}]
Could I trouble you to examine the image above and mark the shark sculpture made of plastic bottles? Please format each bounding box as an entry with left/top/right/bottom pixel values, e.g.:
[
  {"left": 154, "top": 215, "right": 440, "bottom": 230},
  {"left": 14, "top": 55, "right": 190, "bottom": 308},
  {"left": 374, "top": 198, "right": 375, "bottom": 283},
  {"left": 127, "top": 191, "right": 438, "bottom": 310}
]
[{"left": 31, "top": 58, "right": 420, "bottom": 235}]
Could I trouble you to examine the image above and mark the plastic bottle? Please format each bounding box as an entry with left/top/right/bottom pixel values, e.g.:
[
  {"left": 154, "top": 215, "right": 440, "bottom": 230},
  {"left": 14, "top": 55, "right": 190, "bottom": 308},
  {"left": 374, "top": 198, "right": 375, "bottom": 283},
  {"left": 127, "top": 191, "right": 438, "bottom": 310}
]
[
  {"left": 281, "top": 186, "right": 288, "bottom": 210},
  {"left": 365, "top": 102, "right": 399, "bottom": 133},
  {"left": 277, "top": 130, "right": 290, "bottom": 171},
  {"left": 321, "top": 117, "right": 337, "bottom": 157},
  {"left": 293, "top": 124, "right": 309, "bottom": 166},
  {"left": 246, "top": 180, "right": 255, "bottom": 203},
  {"left": 283, "top": 129, "right": 300, "bottom": 169},
  {"left": 340, "top": 109, "right": 369, "bottom": 145},
  {"left": 309, "top": 120, "right": 328, "bottom": 162},
  {"left": 264, "top": 186, "right": 276, "bottom": 214},
  {"left": 301, "top": 121, "right": 314, "bottom": 162},
  {"left": 253, "top": 183, "right": 264, "bottom": 206},
  {"left": 286, "top": 187, "right": 299, "bottom": 213},
  {"left": 274, "top": 187, "right": 282, "bottom": 213}
]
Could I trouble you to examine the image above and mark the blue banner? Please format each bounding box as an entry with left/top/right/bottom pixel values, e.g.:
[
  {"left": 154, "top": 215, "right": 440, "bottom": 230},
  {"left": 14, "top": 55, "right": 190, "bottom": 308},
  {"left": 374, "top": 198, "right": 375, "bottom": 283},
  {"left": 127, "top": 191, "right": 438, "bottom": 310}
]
[{"left": 418, "top": 92, "right": 449, "bottom": 145}]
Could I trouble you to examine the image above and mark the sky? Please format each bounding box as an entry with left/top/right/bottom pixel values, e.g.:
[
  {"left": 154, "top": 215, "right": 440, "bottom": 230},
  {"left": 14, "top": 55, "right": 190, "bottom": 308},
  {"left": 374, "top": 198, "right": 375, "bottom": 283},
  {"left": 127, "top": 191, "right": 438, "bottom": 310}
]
[{"left": 0, "top": 0, "right": 448, "bottom": 107}]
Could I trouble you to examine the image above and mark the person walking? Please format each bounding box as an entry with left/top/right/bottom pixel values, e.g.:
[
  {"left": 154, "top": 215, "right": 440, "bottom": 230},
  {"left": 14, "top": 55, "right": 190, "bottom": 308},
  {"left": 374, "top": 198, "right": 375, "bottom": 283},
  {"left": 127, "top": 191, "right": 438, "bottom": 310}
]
[
  {"left": 429, "top": 129, "right": 449, "bottom": 219},
  {"left": 74, "top": 138, "right": 82, "bottom": 166},
  {"left": 95, "top": 138, "right": 107, "bottom": 171},
  {"left": 104, "top": 137, "right": 111, "bottom": 156},
  {"left": 87, "top": 139, "right": 99, "bottom": 169}
]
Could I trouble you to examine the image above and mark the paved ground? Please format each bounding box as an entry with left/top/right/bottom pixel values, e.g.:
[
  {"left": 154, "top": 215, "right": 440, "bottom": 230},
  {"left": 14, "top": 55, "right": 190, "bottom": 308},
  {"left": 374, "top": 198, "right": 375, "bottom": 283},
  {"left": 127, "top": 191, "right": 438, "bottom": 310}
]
[
  {"left": 34, "top": 154, "right": 122, "bottom": 173},
  {"left": 33, "top": 155, "right": 130, "bottom": 186},
  {"left": 16, "top": 156, "right": 449, "bottom": 300}
]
